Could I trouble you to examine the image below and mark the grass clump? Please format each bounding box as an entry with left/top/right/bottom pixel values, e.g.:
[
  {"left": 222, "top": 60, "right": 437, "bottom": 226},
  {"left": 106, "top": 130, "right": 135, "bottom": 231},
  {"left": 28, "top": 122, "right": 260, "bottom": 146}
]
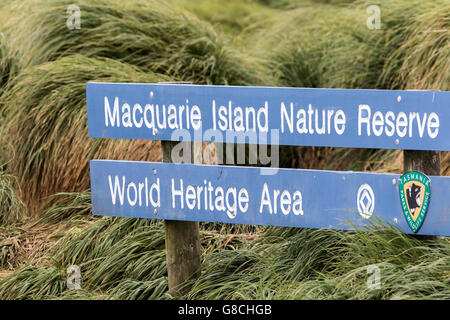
[
  {"left": 377, "top": 1, "right": 450, "bottom": 90},
  {"left": 33, "top": 191, "right": 93, "bottom": 226},
  {"left": 52, "top": 218, "right": 168, "bottom": 296},
  {"left": 185, "top": 227, "right": 342, "bottom": 299},
  {"left": 0, "top": 31, "right": 8, "bottom": 92},
  {"left": 0, "top": 170, "right": 27, "bottom": 225},
  {"left": 252, "top": 0, "right": 449, "bottom": 174},
  {"left": 253, "top": 0, "right": 449, "bottom": 91},
  {"left": 1, "top": 55, "right": 166, "bottom": 212},
  {"left": 0, "top": 226, "right": 23, "bottom": 269},
  {"left": 185, "top": 221, "right": 450, "bottom": 300},
  {"left": 173, "top": 0, "right": 281, "bottom": 36},
  {"left": 0, "top": 217, "right": 169, "bottom": 299},
  {"left": 0, "top": 217, "right": 448, "bottom": 300},
  {"left": 256, "top": 4, "right": 384, "bottom": 90},
  {"left": 50, "top": 217, "right": 257, "bottom": 298},
  {"left": 0, "top": 0, "right": 448, "bottom": 302},
  {"left": 255, "top": 0, "right": 356, "bottom": 9},
  {"left": 0, "top": 213, "right": 259, "bottom": 299}
]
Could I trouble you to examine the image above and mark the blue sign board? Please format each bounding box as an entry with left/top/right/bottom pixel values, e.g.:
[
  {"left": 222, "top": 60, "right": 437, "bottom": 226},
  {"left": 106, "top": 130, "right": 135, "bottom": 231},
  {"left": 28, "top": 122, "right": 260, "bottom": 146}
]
[
  {"left": 90, "top": 160, "right": 450, "bottom": 236},
  {"left": 86, "top": 83, "right": 450, "bottom": 151}
]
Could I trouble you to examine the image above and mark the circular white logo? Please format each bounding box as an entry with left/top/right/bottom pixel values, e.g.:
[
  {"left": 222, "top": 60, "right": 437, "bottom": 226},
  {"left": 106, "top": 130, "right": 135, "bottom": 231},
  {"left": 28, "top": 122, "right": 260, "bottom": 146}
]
[{"left": 357, "top": 184, "right": 375, "bottom": 219}]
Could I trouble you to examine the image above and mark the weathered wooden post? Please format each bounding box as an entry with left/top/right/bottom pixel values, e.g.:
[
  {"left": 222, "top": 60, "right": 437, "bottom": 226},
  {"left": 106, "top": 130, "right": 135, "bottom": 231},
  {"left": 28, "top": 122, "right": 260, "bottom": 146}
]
[
  {"left": 404, "top": 150, "right": 440, "bottom": 240},
  {"left": 404, "top": 151, "right": 440, "bottom": 176},
  {"left": 162, "top": 141, "right": 202, "bottom": 297}
]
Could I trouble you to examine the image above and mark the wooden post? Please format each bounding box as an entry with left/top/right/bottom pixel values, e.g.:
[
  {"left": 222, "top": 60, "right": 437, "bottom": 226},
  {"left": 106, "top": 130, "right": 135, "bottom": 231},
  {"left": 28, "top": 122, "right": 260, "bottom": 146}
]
[
  {"left": 403, "top": 150, "right": 440, "bottom": 240},
  {"left": 404, "top": 150, "right": 440, "bottom": 176},
  {"left": 162, "top": 141, "right": 201, "bottom": 297}
]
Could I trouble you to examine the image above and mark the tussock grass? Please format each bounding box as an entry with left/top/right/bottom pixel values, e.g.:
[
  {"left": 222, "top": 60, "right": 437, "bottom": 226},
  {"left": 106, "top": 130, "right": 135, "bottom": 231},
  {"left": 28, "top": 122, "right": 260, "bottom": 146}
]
[
  {"left": 256, "top": 0, "right": 356, "bottom": 9},
  {"left": 247, "top": 3, "right": 391, "bottom": 173},
  {"left": 199, "top": 223, "right": 261, "bottom": 259},
  {"left": 0, "top": 207, "right": 260, "bottom": 299},
  {"left": 261, "top": 0, "right": 449, "bottom": 91},
  {"left": 0, "top": 31, "right": 8, "bottom": 92},
  {"left": 271, "top": 223, "right": 450, "bottom": 299},
  {"left": 0, "top": 224, "right": 55, "bottom": 270},
  {"left": 254, "top": 3, "right": 385, "bottom": 90},
  {"left": 42, "top": 289, "right": 108, "bottom": 300},
  {"left": 376, "top": 1, "right": 450, "bottom": 90},
  {"left": 0, "top": 217, "right": 169, "bottom": 299},
  {"left": 0, "top": 0, "right": 262, "bottom": 86},
  {"left": 0, "top": 170, "right": 27, "bottom": 225},
  {"left": 1, "top": 55, "right": 166, "bottom": 212},
  {"left": 108, "top": 278, "right": 169, "bottom": 300},
  {"left": 53, "top": 217, "right": 153, "bottom": 266},
  {"left": 51, "top": 217, "right": 256, "bottom": 293},
  {"left": 279, "top": 146, "right": 400, "bottom": 173},
  {"left": 0, "top": 0, "right": 270, "bottom": 211},
  {"left": 52, "top": 218, "right": 168, "bottom": 296},
  {"left": 173, "top": 0, "right": 281, "bottom": 36},
  {"left": 186, "top": 221, "right": 450, "bottom": 300},
  {"left": 185, "top": 227, "right": 341, "bottom": 299},
  {"left": 83, "top": 225, "right": 166, "bottom": 291},
  {"left": 33, "top": 191, "right": 93, "bottom": 226},
  {"left": 0, "top": 215, "right": 448, "bottom": 300}
]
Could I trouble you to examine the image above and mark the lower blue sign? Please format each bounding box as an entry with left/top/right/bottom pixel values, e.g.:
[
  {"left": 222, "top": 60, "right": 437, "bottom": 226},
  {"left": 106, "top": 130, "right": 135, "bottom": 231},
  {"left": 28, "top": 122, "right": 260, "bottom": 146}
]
[{"left": 90, "top": 160, "right": 450, "bottom": 236}]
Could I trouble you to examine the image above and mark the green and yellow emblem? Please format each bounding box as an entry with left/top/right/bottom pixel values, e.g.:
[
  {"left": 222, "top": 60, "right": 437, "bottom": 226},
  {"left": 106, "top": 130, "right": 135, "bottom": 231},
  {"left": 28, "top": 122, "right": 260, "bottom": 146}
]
[{"left": 399, "top": 171, "right": 431, "bottom": 233}]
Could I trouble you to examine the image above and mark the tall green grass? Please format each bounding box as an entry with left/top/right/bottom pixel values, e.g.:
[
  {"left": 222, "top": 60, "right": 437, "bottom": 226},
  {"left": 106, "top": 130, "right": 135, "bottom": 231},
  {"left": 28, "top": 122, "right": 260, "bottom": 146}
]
[
  {"left": 0, "top": 31, "right": 7, "bottom": 91},
  {"left": 1, "top": 55, "right": 167, "bottom": 211},
  {"left": 0, "top": 191, "right": 259, "bottom": 299},
  {"left": 0, "top": 265, "right": 64, "bottom": 299},
  {"left": 251, "top": 0, "right": 449, "bottom": 173},
  {"left": 172, "top": 0, "right": 281, "bottom": 36},
  {"left": 256, "top": 0, "right": 356, "bottom": 9},
  {"left": 0, "top": 217, "right": 169, "bottom": 299},
  {"left": 246, "top": 3, "right": 389, "bottom": 172},
  {"left": 1, "top": 216, "right": 448, "bottom": 300},
  {"left": 0, "top": 170, "right": 27, "bottom": 225},
  {"left": 0, "top": 0, "right": 271, "bottom": 211},
  {"left": 185, "top": 221, "right": 450, "bottom": 300},
  {"left": 376, "top": 1, "right": 450, "bottom": 90},
  {"left": 253, "top": 3, "right": 383, "bottom": 89},
  {"left": 33, "top": 191, "right": 94, "bottom": 227}
]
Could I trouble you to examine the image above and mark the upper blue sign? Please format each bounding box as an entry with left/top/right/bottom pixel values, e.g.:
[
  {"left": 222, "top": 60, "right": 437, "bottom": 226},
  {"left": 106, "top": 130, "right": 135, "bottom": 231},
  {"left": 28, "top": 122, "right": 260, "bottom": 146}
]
[{"left": 86, "top": 83, "right": 450, "bottom": 151}]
